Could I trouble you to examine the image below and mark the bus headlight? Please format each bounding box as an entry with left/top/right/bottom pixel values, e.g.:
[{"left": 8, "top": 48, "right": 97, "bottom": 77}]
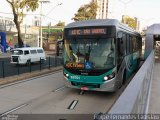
[
  {"left": 103, "top": 72, "right": 115, "bottom": 81},
  {"left": 64, "top": 73, "right": 69, "bottom": 78},
  {"left": 66, "top": 74, "right": 69, "bottom": 77},
  {"left": 104, "top": 76, "right": 109, "bottom": 81}
]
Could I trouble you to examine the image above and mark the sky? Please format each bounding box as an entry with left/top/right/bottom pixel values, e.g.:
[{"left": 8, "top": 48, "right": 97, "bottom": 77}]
[{"left": 0, "top": 0, "right": 160, "bottom": 31}]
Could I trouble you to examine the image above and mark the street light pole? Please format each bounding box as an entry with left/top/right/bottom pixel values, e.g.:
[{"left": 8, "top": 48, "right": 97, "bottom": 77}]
[
  {"left": 45, "top": 3, "right": 62, "bottom": 17},
  {"left": 39, "top": 0, "right": 50, "bottom": 48},
  {"left": 40, "top": 2, "right": 42, "bottom": 47}
]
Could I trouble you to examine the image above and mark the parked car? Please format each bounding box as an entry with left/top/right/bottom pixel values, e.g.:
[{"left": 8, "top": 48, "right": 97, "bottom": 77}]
[{"left": 11, "top": 47, "right": 46, "bottom": 65}]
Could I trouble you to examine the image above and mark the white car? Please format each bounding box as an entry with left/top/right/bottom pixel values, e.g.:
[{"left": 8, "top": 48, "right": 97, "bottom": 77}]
[{"left": 11, "top": 47, "right": 46, "bottom": 65}]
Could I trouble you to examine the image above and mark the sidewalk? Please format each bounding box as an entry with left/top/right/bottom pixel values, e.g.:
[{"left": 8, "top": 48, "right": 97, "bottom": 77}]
[{"left": 148, "top": 58, "right": 160, "bottom": 113}]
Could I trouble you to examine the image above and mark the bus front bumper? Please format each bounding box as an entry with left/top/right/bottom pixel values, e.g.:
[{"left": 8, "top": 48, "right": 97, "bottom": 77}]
[{"left": 63, "top": 77, "right": 118, "bottom": 92}]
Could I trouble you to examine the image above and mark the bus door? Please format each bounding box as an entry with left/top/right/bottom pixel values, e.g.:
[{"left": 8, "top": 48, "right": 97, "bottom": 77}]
[
  {"left": 128, "top": 36, "right": 134, "bottom": 72},
  {"left": 117, "top": 32, "right": 126, "bottom": 70}
]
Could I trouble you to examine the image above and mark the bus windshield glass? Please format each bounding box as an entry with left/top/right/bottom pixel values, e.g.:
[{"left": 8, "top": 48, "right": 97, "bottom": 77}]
[{"left": 63, "top": 38, "right": 115, "bottom": 70}]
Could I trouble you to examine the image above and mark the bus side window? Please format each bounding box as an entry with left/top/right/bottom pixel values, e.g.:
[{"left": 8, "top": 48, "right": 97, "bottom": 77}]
[
  {"left": 122, "top": 34, "right": 127, "bottom": 55},
  {"left": 126, "top": 35, "right": 130, "bottom": 54},
  {"left": 118, "top": 34, "right": 126, "bottom": 57},
  {"left": 118, "top": 38, "right": 124, "bottom": 56},
  {"left": 130, "top": 37, "right": 133, "bottom": 53}
]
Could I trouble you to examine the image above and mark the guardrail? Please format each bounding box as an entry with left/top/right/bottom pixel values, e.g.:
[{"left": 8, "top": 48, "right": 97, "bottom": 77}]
[{"left": 107, "top": 50, "right": 155, "bottom": 115}]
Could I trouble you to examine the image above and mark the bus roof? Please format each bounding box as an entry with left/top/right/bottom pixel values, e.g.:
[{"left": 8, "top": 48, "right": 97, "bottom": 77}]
[{"left": 65, "top": 19, "right": 137, "bottom": 33}]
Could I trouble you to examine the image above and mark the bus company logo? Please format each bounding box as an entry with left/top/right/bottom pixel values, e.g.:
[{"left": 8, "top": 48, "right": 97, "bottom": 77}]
[{"left": 66, "top": 63, "right": 84, "bottom": 69}]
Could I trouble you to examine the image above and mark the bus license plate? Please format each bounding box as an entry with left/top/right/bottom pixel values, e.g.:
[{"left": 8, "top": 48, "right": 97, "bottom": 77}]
[{"left": 81, "top": 87, "right": 89, "bottom": 90}]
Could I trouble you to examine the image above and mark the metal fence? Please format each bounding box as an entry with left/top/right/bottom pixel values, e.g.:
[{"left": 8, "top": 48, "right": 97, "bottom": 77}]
[{"left": 0, "top": 56, "right": 62, "bottom": 78}]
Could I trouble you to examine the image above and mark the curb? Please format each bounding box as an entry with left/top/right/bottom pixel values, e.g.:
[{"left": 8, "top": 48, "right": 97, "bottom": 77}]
[{"left": 0, "top": 66, "right": 63, "bottom": 86}]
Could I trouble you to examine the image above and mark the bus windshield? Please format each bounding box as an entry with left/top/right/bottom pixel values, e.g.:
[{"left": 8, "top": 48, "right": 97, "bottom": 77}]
[{"left": 64, "top": 38, "right": 115, "bottom": 70}]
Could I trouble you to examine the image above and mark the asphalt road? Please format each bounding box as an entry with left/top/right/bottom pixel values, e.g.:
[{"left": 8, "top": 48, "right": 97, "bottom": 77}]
[
  {"left": 0, "top": 71, "right": 63, "bottom": 114},
  {"left": 0, "top": 70, "right": 134, "bottom": 120},
  {"left": 0, "top": 55, "right": 62, "bottom": 78}
]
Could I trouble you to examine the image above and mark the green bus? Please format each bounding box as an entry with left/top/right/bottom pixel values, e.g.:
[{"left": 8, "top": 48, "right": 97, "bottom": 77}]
[{"left": 60, "top": 19, "right": 142, "bottom": 92}]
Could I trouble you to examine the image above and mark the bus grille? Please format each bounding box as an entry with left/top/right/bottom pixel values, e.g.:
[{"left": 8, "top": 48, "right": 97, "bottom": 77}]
[
  {"left": 12, "top": 56, "right": 19, "bottom": 62},
  {"left": 71, "top": 82, "right": 100, "bottom": 88}
]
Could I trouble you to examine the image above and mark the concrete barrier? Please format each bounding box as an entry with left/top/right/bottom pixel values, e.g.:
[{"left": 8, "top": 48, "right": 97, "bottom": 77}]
[{"left": 107, "top": 50, "right": 154, "bottom": 114}]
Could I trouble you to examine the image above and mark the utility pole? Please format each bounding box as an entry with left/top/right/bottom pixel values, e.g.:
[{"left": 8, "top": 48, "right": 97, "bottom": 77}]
[{"left": 39, "top": 0, "right": 50, "bottom": 48}]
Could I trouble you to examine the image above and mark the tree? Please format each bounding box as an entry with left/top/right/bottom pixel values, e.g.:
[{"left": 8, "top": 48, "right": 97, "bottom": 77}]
[
  {"left": 55, "top": 21, "right": 65, "bottom": 27},
  {"left": 6, "top": 0, "right": 39, "bottom": 47},
  {"left": 72, "top": 1, "right": 98, "bottom": 21},
  {"left": 122, "top": 15, "right": 137, "bottom": 30}
]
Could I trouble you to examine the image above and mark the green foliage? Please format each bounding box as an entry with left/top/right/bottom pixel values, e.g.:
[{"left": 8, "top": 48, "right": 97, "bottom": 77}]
[
  {"left": 55, "top": 21, "right": 65, "bottom": 27},
  {"left": 19, "top": 0, "right": 39, "bottom": 12},
  {"left": 72, "top": 1, "right": 98, "bottom": 21},
  {"left": 6, "top": 0, "right": 39, "bottom": 47},
  {"left": 122, "top": 16, "right": 136, "bottom": 29},
  {"left": 7, "top": 0, "right": 39, "bottom": 21}
]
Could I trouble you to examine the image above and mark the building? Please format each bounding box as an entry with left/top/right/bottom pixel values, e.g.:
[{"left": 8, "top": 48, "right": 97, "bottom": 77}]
[
  {"left": 0, "top": 16, "right": 15, "bottom": 32},
  {"left": 0, "top": 16, "right": 16, "bottom": 49},
  {"left": 93, "top": 0, "right": 109, "bottom": 19}
]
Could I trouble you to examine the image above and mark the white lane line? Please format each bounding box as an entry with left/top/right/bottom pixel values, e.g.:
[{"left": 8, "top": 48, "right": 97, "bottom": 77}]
[
  {"left": 0, "top": 104, "right": 28, "bottom": 117},
  {"left": 53, "top": 86, "right": 66, "bottom": 92},
  {"left": 0, "top": 69, "right": 62, "bottom": 89},
  {"left": 68, "top": 100, "right": 79, "bottom": 110},
  {"left": 79, "top": 90, "right": 84, "bottom": 95}
]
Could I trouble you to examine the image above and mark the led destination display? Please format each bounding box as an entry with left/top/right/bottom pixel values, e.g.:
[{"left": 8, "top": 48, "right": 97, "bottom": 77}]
[{"left": 69, "top": 28, "right": 107, "bottom": 35}]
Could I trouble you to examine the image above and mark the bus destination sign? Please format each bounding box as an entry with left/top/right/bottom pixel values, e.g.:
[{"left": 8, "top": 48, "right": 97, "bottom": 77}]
[{"left": 69, "top": 28, "right": 107, "bottom": 36}]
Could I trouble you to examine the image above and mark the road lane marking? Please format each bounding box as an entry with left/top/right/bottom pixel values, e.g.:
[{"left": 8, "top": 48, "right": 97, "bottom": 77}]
[
  {"left": 0, "top": 69, "right": 62, "bottom": 89},
  {"left": 0, "top": 104, "right": 28, "bottom": 117},
  {"left": 53, "top": 86, "right": 66, "bottom": 92},
  {"left": 67, "top": 100, "right": 79, "bottom": 110},
  {"left": 79, "top": 90, "right": 84, "bottom": 95}
]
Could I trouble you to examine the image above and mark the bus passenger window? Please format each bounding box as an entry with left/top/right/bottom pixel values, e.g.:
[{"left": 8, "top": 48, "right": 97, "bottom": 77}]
[{"left": 118, "top": 38, "right": 125, "bottom": 56}]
